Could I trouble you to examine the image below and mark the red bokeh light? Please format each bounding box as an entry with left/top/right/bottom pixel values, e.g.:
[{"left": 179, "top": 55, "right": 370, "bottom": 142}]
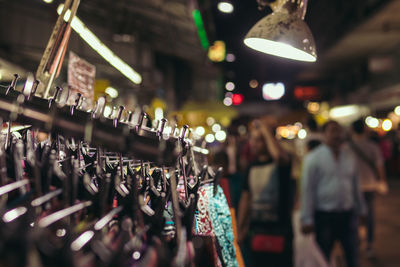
[{"left": 232, "top": 94, "right": 244, "bottom": 105}]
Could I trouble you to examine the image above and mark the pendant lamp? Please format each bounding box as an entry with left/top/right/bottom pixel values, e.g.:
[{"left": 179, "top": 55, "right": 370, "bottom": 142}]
[{"left": 244, "top": 0, "right": 317, "bottom": 62}]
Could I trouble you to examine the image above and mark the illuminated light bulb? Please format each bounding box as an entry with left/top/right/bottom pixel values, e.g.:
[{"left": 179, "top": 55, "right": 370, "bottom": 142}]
[
  {"left": 195, "top": 126, "right": 205, "bottom": 136},
  {"left": 249, "top": 79, "right": 258, "bottom": 88},
  {"left": 395, "top": 106, "right": 400, "bottom": 116},
  {"left": 365, "top": 116, "right": 379, "bottom": 128},
  {"left": 105, "top": 87, "right": 118, "bottom": 98},
  {"left": 225, "top": 82, "right": 235, "bottom": 91},
  {"left": 43, "top": 0, "right": 53, "bottom": 3},
  {"left": 262, "top": 82, "right": 285, "bottom": 100},
  {"left": 212, "top": 124, "right": 221, "bottom": 132},
  {"left": 57, "top": 5, "right": 141, "bottom": 84},
  {"left": 223, "top": 97, "right": 232, "bottom": 106},
  {"left": 382, "top": 119, "right": 392, "bottom": 131},
  {"left": 207, "top": 117, "right": 215, "bottom": 126},
  {"left": 215, "top": 130, "right": 227, "bottom": 142},
  {"left": 218, "top": 1, "right": 234, "bottom": 13},
  {"left": 298, "top": 129, "right": 307, "bottom": 139},
  {"left": 205, "top": 134, "right": 215, "bottom": 143}
]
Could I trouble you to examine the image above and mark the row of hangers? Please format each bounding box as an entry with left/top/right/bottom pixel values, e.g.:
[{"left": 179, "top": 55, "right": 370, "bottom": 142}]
[{"left": 0, "top": 74, "right": 223, "bottom": 266}]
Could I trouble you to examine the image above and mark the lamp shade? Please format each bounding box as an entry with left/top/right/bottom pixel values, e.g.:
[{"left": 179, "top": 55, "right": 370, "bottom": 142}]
[{"left": 244, "top": 12, "right": 317, "bottom": 62}]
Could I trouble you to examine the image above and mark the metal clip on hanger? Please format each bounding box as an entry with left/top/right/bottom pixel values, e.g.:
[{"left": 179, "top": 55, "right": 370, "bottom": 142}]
[
  {"left": 5, "top": 74, "right": 19, "bottom": 95},
  {"left": 27, "top": 80, "right": 40, "bottom": 100},
  {"left": 70, "top": 93, "right": 82, "bottom": 115},
  {"left": 48, "top": 86, "right": 63, "bottom": 108},
  {"left": 113, "top": 106, "right": 125, "bottom": 128}
]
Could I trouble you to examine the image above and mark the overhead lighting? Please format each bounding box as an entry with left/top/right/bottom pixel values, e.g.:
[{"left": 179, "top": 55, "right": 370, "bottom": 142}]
[
  {"left": 57, "top": 4, "right": 142, "bottom": 84},
  {"left": 262, "top": 82, "right": 285, "bottom": 100},
  {"left": 225, "top": 82, "right": 235, "bottom": 91},
  {"left": 105, "top": 86, "right": 118, "bottom": 98},
  {"left": 382, "top": 119, "right": 392, "bottom": 131},
  {"left": 43, "top": 0, "right": 53, "bottom": 3},
  {"left": 205, "top": 133, "right": 215, "bottom": 143},
  {"left": 244, "top": 0, "right": 317, "bottom": 62},
  {"left": 218, "top": 1, "right": 234, "bottom": 13}
]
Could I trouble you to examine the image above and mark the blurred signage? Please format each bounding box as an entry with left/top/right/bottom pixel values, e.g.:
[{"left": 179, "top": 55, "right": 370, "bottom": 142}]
[
  {"left": 68, "top": 51, "right": 95, "bottom": 109},
  {"left": 294, "top": 86, "right": 320, "bottom": 101},
  {"left": 208, "top": 41, "right": 226, "bottom": 62}
]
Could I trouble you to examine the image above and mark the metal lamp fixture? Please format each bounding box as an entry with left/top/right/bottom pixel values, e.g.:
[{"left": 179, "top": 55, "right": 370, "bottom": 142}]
[{"left": 244, "top": 0, "right": 317, "bottom": 62}]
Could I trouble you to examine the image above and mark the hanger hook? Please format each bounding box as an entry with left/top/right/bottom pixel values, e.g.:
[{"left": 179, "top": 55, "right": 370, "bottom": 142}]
[{"left": 48, "top": 86, "right": 63, "bottom": 108}]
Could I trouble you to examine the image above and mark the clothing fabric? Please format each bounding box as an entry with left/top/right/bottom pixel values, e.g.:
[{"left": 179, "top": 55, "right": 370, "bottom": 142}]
[
  {"left": 363, "top": 191, "right": 375, "bottom": 244},
  {"left": 314, "top": 210, "right": 359, "bottom": 267},
  {"left": 300, "top": 144, "right": 366, "bottom": 226},
  {"left": 243, "top": 160, "right": 292, "bottom": 228},
  {"left": 351, "top": 138, "right": 383, "bottom": 191},
  {"left": 242, "top": 160, "right": 294, "bottom": 267}
]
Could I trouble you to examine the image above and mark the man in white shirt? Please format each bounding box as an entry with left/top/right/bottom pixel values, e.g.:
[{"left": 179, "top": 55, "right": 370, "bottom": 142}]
[{"left": 301, "top": 120, "right": 366, "bottom": 267}]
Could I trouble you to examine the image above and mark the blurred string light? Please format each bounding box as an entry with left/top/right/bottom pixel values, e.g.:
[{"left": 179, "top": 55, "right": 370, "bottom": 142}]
[
  {"left": 226, "top": 53, "right": 236, "bottom": 62},
  {"left": 365, "top": 116, "right": 379, "bottom": 128},
  {"left": 223, "top": 97, "right": 233, "bottom": 106},
  {"left": 2, "top": 207, "right": 27, "bottom": 223},
  {"left": 382, "top": 119, "right": 392, "bottom": 131},
  {"left": 225, "top": 82, "right": 235, "bottom": 91},
  {"left": 262, "top": 82, "right": 285, "bottom": 100},
  {"left": 57, "top": 5, "right": 142, "bottom": 84},
  {"left": 238, "top": 125, "right": 247, "bottom": 135},
  {"left": 298, "top": 129, "right": 307, "bottom": 139},
  {"left": 215, "top": 130, "right": 227, "bottom": 142},
  {"left": 206, "top": 117, "right": 215, "bottom": 126},
  {"left": 212, "top": 124, "right": 221, "bottom": 132},
  {"left": 249, "top": 79, "right": 258, "bottom": 88},
  {"left": 218, "top": 1, "right": 234, "bottom": 13},
  {"left": 195, "top": 126, "right": 205, "bottom": 136},
  {"left": 205, "top": 134, "right": 215, "bottom": 143},
  {"left": 232, "top": 94, "right": 244, "bottom": 105},
  {"left": 307, "top": 102, "right": 320, "bottom": 114},
  {"left": 395, "top": 106, "right": 400, "bottom": 116},
  {"left": 105, "top": 86, "right": 118, "bottom": 98}
]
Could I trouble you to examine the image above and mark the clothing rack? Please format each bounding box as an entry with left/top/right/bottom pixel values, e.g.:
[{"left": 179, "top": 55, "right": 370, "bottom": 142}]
[{"left": 0, "top": 76, "right": 207, "bottom": 166}]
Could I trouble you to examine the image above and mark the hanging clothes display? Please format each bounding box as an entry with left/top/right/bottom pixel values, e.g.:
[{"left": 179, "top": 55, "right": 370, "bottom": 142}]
[{"left": 0, "top": 75, "right": 239, "bottom": 267}]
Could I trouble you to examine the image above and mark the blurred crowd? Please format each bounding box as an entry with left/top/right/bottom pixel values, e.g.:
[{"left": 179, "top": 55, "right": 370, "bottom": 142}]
[{"left": 211, "top": 116, "right": 395, "bottom": 267}]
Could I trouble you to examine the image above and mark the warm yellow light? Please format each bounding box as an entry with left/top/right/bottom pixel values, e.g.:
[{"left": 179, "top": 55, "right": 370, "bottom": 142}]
[
  {"left": 329, "top": 105, "right": 359, "bottom": 119},
  {"left": 105, "top": 87, "right": 118, "bottom": 98},
  {"left": 382, "top": 119, "right": 392, "bottom": 131},
  {"left": 244, "top": 38, "right": 316, "bottom": 62},
  {"left": 395, "top": 106, "right": 400, "bottom": 116},
  {"left": 43, "top": 0, "right": 53, "bottom": 3},
  {"left": 57, "top": 5, "right": 142, "bottom": 84},
  {"left": 249, "top": 79, "right": 258, "bottom": 88}
]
